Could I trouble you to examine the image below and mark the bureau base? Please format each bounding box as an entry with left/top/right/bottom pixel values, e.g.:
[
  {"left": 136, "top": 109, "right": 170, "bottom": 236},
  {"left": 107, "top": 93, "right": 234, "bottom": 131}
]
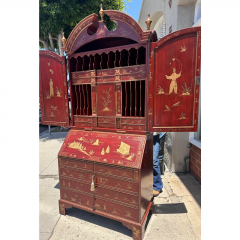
[{"left": 59, "top": 199, "right": 154, "bottom": 240}]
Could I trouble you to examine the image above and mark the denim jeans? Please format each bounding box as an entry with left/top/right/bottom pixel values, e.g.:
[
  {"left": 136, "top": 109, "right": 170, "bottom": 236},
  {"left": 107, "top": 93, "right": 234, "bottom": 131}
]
[{"left": 153, "top": 134, "right": 166, "bottom": 191}]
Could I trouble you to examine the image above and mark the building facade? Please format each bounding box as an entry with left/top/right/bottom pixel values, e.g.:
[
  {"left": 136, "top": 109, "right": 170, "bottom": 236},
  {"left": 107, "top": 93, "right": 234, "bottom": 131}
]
[{"left": 138, "top": 0, "right": 201, "bottom": 182}]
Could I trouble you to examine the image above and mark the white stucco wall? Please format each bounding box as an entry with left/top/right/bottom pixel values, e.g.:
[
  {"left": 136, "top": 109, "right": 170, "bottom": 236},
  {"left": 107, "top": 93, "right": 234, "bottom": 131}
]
[{"left": 138, "top": 0, "right": 163, "bottom": 31}]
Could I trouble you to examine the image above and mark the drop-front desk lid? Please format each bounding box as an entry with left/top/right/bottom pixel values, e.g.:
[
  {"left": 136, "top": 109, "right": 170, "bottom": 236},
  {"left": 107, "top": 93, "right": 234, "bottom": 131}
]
[{"left": 58, "top": 130, "right": 147, "bottom": 169}]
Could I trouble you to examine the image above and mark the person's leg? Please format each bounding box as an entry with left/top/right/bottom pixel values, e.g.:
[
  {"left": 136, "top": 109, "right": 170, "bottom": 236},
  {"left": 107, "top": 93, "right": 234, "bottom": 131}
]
[
  {"left": 153, "top": 136, "right": 163, "bottom": 194},
  {"left": 159, "top": 134, "right": 166, "bottom": 161}
]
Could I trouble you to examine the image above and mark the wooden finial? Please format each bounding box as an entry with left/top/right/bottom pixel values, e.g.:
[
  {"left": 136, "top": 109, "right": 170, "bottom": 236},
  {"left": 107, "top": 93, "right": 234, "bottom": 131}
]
[
  {"left": 61, "top": 32, "right": 66, "bottom": 47},
  {"left": 145, "top": 13, "right": 152, "bottom": 30},
  {"left": 99, "top": 4, "right": 104, "bottom": 21}
]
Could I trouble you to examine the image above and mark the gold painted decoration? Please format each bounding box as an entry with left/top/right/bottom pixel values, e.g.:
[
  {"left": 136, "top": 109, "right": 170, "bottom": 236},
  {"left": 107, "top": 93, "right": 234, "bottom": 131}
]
[
  {"left": 94, "top": 203, "right": 101, "bottom": 209},
  {"left": 63, "top": 193, "right": 67, "bottom": 199},
  {"left": 157, "top": 86, "right": 165, "bottom": 95},
  {"left": 172, "top": 101, "right": 181, "bottom": 107},
  {"left": 103, "top": 204, "right": 107, "bottom": 210},
  {"left": 112, "top": 208, "right": 119, "bottom": 215},
  {"left": 47, "top": 62, "right": 50, "bottom": 66},
  {"left": 148, "top": 108, "right": 153, "bottom": 115},
  {"left": 78, "top": 174, "right": 85, "bottom": 179},
  {"left": 116, "top": 141, "right": 130, "bottom": 156},
  {"left": 89, "top": 150, "right": 95, "bottom": 155},
  {"left": 60, "top": 204, "right": 65, "bottom": 212},
  {"left": 178, "top": 112, "right": 186, "bottom": 120},
  {"left": 133, "top": 227, "right": 140, "bottom": 238},
  {"left": 55, "top": 87, "right": 62, "bottom": 97},
  {"left": 126, "top": 153, "right": 135, "bottom": 161},
  {"left": 180, "top": 46, "right": 187, "bottom": 52},
  {"left": 50, "top": 112, "right": 55, "bottom": 117},
  {"left": 51, "top": 105, "right": 57, "bottom": 110},
  {"left": 101, "top": 148, "right": 105, "bottom": 155},
  {"left": 164, "top": 105, "right": 171, "bottom": 112},
  {"left": 165, "top": 67, "right": 181, "bottom": 94},
  {"left": 130, "top": 199, "right": 137, "bottom": 204},
  {"left": 49, "top": 79, "right": 54, "bottom": 97},
  {"left": 181, "top": 82, "right": 191, "bottom": 95},
  {"left": 106, "top": 145, "right": 110, "bottom": 153},
  {"left": 68, "top": 141, "right": 90, "bottom": 156},
  {"left": 49, "top": 69, "right": 54, "bottom": 74},
  {"left": 151, "top": 51, "right": 154, "bottom": 58},
  {"left": 101, "top": 87, "right": 112, "bottom": 111},
  {"left": 125, "top": 211, "right": 132, "bottom": 218}
]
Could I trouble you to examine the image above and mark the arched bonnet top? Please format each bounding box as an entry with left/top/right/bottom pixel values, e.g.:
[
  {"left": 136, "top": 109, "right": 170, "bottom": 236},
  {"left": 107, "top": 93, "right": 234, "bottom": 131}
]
[{"left": 62, "top": 10, "right": 153, "bottom": 55}]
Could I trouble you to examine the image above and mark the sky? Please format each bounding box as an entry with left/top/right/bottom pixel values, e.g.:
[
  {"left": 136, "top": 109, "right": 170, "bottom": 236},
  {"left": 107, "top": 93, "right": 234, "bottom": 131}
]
[{"left": 123, "top": 0, "right": 143, "bottom": 22}]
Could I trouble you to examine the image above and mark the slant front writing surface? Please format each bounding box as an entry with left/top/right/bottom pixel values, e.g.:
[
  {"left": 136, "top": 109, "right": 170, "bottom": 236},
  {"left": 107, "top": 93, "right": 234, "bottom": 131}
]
[
  {"left": 58, "top": 130, "right": 146, "bottom": 168},
  {"left": 39, "top": 51, "right": 69, "bottom": 127},
  {"left": 148, "top": 27, "right": 201, "bottom": 132}
]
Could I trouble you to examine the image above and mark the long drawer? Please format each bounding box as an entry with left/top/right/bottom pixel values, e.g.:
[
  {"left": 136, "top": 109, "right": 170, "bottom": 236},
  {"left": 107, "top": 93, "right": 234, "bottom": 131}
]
[
  {"left": 59, "top": 158, "right": 93, "bottom": 172},
  {"left": 95, "top": 175, "right": 139, "bottom": 194},
  {"left": 94, "top": 198, "right": 138, "bottom": 222},
  {"left": 60, "top": 188, "right": 94, "bottom": 207},
  {"left": 95, "top": 186, "right": 138, "bottom": 206}
]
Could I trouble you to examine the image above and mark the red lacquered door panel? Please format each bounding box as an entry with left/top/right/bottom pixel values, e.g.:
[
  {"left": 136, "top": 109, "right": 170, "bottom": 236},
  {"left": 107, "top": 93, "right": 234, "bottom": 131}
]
[
  {"left": 39, "top": 51, "right": 70, "bottom": 127},
  {"left": 148, "top": 27, "right": 201, "bottom": 132}
]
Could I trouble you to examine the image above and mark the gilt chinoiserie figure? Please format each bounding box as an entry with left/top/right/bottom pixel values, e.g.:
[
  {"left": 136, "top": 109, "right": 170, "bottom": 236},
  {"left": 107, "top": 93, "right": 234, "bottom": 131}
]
[{"left": 39, "top": 5, "right": 201, "bottom": 240}]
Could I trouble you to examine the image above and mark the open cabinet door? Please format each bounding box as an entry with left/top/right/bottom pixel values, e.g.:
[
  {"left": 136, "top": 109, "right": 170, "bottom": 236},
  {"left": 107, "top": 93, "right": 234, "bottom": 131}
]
[
  {"left": 148, "top": 27, "right": 201, "bottom": 132},
  {"left": 39, "top": 51, "right": 70, "bottom": 127}
]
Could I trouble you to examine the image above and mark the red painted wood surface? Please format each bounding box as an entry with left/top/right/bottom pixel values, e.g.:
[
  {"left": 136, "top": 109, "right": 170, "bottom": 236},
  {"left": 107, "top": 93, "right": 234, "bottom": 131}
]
[
  {"left": 148, "top": 27, "right": 201, "bottom": 132},
  {"left": 97, "top": 84, "right": 116, "bottom": 116},
  {"left": 58, "top": 130, "right": 146, "bottom": 169},
  {"left": 39, "top": 51, "right": 69, "bottom": 127}
]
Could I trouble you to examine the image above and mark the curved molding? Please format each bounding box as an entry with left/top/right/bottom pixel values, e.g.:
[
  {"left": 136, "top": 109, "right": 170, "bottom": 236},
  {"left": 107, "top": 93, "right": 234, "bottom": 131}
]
[
  {"left": 39, "top": 50, "right": 65, "bottom": 63},
  {"left": 63, "top": 10, "right": 152, "bottom": 56}
]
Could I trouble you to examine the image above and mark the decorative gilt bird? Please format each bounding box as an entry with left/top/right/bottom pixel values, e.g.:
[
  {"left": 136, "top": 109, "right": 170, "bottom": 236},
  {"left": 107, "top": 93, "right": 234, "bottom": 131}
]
[{"left": 165, "top": 105, "right": 171, "bottom": 111}]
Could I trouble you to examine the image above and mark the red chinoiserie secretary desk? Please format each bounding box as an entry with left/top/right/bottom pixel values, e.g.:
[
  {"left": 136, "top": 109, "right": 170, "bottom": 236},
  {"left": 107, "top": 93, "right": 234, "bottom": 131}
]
[{"left": 39, "top": 6, "right": 201, "bottom": 240}]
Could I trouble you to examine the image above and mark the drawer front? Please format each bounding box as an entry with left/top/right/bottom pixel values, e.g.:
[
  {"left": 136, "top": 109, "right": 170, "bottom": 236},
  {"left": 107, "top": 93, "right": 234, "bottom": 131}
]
[
  {"left": 95, "top": 175, "right": 139, "bottom": 194},
  {"left": 73, "top": 116, "right": 92, "bottom": 123},
  {"left": 97, "top": 117, "right": 115, "bottom": 124},
  {"left": 60, "top": 177, "right": 92, "bottom": 195},
  {"left": 59, "top": 158, "right": 93, "bottom": 172},
  {"left": 59, "top": 168, "right": 93, "bottom": 183},
  {"left": 121, "top": 125, "right": 145, "bottom": 131},
  {"left": 61, "top": 188, "right": 93, "bottom": 207},
  {"left": 97, "top": 123, "right": 115, "bottom": 129},
  {"left": 74, "top": 122, "right": 92, "bottom": 128},
  {"left": 95, "top": 164, "right": 134, "bottom": 180},
  {"left": 94, "top": 198, "right": 138, "bottom": 222},
  {"left": 95, "top": 186, "right": 138, "bottom": 206},
  {"left": 121, "top": 118, "right": 145, "bottom": 125}
]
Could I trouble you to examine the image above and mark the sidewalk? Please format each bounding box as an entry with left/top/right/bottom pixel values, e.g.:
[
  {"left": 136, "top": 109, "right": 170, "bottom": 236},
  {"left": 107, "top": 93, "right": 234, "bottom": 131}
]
[{"left": 39, "top": 132, "right": 201, "bottom": 240}]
